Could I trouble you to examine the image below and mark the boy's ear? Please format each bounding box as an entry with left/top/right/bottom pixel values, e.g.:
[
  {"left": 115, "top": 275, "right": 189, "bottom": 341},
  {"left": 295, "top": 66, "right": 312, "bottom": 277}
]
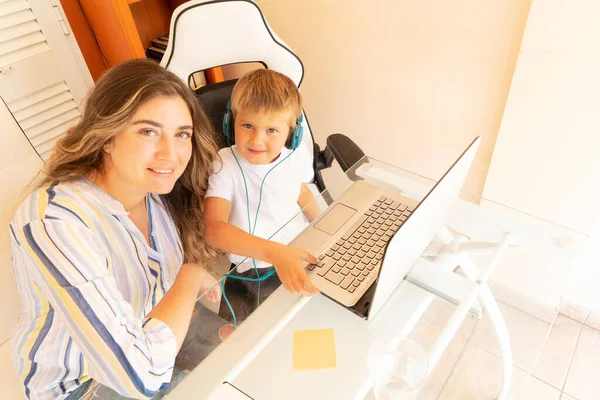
[{"left": 284, "top": 128, "right": 294, "bottom": 149}]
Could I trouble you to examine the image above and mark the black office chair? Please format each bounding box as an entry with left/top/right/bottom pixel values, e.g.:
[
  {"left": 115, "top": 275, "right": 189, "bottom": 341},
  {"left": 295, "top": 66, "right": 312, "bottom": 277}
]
[{"left": 160, "top": 0, "right": 366, "bottom": 198}]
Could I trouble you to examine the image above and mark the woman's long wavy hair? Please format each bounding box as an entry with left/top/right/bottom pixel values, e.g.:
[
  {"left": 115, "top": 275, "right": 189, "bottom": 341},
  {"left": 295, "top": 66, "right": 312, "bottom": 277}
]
[{"left": 37, "top": 59, "right": 220, "bottom": 264}]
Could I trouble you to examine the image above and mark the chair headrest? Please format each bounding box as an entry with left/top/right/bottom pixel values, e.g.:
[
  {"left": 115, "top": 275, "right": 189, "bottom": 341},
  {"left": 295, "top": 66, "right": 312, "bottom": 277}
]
[
  {"left": 194, "top": 79, "right": 237, "bottom": 148},
  {"left": 161, "top": 0, "right": 304, "bottom": 87}
]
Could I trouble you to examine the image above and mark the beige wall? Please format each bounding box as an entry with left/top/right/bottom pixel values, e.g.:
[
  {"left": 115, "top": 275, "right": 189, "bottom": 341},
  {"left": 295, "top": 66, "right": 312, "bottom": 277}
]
[
  {"left": 482, "top": 0, "right": 600, "bottom": 309},
  {"left": 257, "top": 0, "right": 531, "bottom": 196},
  {"left": 484, "top": 0, "right": 600, "bottom": 235}
]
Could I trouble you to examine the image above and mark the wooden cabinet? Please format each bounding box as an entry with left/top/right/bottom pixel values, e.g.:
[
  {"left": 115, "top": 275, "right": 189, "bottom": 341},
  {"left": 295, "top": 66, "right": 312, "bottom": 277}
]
[{"left": 61, "top": 0, "right": 223, "bottom": 83}]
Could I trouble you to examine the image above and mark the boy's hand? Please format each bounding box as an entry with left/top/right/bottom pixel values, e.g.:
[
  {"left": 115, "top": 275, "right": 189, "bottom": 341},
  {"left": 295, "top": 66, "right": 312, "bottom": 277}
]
[{"left": 269, "top": 245, "right": 320, "bottom": 296}]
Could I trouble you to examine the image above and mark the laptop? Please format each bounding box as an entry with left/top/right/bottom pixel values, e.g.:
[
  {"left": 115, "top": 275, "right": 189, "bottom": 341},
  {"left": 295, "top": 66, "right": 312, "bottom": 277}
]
[{"left": 290, "top": 137, "right": 481, "bottom": 319}]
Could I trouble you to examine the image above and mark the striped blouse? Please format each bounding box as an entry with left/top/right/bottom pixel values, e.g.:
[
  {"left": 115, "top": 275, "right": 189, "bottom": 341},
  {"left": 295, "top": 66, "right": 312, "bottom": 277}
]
[{"left": 10, "top": 179, "right": 183, "bottom": 399}]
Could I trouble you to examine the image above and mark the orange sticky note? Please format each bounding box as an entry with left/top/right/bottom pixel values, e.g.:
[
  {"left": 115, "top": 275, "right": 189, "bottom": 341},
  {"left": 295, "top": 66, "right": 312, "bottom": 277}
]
[{"left": 293, "top": 328, "right": 337, "bottom": 370}]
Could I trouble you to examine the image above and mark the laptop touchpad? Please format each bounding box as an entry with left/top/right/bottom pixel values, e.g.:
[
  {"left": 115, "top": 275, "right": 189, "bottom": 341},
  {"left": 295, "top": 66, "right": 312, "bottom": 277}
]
[{"left": 314, "top": 203, "right": 357, "bottom": 235}]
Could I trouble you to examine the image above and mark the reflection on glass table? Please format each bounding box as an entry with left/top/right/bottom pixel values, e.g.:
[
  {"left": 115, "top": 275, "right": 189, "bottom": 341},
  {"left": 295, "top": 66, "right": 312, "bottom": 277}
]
[{"left": 367, "top": 335, "right": 429, "bottom": 400}]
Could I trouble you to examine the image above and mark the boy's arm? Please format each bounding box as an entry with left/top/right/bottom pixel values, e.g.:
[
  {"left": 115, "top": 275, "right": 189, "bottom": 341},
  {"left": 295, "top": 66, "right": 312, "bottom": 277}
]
[
  {"left": 297, "top": 183, "right": 321, "bottom": 222},
  {"left": 204, "top": 197, "right": 281, "bottom": 264},
  {"left": 204, "top": 197, "right": 319, "bottom": 295}
]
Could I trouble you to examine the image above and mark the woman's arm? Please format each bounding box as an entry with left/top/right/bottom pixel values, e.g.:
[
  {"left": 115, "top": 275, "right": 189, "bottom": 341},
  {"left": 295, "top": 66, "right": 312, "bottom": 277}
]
[
  {"left": 204, "top": 196, "right": 319, "bottom": 295},
  {"left": 146, "top": 264, "right": 218, "bottom": 349},
  {"left": 19, "top": 218, "right": 204, "bottom": 399}
]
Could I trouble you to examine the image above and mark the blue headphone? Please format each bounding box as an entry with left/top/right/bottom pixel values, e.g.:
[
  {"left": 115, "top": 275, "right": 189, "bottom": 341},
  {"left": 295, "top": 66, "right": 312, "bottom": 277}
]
[{"left": 223, "top": 100, "right": 304, "bottom": 150}]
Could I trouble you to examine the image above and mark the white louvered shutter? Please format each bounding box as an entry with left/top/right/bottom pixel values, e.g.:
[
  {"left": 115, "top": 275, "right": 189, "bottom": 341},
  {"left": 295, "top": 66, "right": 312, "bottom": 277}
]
[
  {"left": 7, "top": 81, "right": 81, "bottom": 160},
  {"left": 0, "top": 0, "right": 92, "bottom": 162},
  {"left": 0, "top": 0, "right": 50, "bottom": 68}
]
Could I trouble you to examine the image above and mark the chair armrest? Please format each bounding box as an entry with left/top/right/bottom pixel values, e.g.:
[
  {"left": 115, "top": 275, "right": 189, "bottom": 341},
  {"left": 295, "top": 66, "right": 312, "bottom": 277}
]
[
  {"left": 312, "top": 133, "right": 366, "bottom": 194},
  {"left": 313, "top": 133, "right": 366, "bottom": 174},
  {"left": 325, "top": 133, "right": 365, "bottom": 172}
]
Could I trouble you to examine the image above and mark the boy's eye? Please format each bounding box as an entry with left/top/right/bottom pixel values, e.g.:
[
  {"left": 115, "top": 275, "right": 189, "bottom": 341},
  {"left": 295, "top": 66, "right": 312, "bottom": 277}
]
[
  {"left": 242, "top": 123, "right": 253, "bottom": 129},
  {"left": 267, "top": 128, "right": 278, "bottom": 134},
  {"left": 176, "top": 131, "right": 192, "bottom": 139}
]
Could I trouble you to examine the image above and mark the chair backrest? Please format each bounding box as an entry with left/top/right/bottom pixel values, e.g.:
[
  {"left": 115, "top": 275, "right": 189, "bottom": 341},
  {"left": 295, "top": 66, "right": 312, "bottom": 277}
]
[
  {"left": 194, "top": 79, "right": 238, "bottom": 148},
  {"left": 161, "top": 0, "right": 315, "bottom": 172},
  {"left": 161, "top": 0, "right": 303, "bottom": 86}
]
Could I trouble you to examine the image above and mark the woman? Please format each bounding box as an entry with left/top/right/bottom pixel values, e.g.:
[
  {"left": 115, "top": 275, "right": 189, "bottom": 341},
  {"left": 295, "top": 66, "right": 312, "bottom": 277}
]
[{"left": 10, "top": 59, "right": 221, "bottom": 399}]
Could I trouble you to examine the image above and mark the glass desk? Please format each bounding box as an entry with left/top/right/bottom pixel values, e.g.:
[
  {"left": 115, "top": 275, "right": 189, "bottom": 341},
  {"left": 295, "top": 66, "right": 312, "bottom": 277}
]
[{"left": 80, "top": 154, "right": 590, "bottom": 399}]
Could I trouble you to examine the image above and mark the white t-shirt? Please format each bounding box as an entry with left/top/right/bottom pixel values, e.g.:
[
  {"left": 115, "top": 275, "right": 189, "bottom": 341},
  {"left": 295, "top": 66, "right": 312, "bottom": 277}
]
[{"left": 206, "top": 144, "right": 313, "bottom": 272}]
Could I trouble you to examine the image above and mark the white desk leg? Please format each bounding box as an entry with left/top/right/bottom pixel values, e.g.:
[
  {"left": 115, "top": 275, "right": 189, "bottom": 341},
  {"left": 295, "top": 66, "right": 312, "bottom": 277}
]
[
  {"left": 479, "top": 284, "right": 512, "bottom": 400},
  {"left": 458, "top": 249, "right": 513, "bottom": 400},
  {"left": 428, "top": 282, "right": 480, "bottom": 371}
]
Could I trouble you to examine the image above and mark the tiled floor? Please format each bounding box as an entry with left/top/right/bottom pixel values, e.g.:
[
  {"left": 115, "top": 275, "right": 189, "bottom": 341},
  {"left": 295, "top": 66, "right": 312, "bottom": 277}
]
[{"left": 379, "top": 292, "right": 600, "bottom": 399}]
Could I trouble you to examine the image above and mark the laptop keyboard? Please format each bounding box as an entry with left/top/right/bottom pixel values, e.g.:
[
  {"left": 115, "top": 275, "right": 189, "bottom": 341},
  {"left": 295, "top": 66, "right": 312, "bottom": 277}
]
[{"left": 308, "top": 196, "right": 414, "bottom": 294}]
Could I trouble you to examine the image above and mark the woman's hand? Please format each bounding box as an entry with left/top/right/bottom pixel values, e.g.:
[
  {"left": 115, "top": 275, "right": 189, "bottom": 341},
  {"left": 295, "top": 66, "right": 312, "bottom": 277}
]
[
  {"left": 149, "top": 263, "right": 221, "bottom": 350},
  {"left": 182, "top": 263, "right": 222, "bottom": 303},
  {"left": 268, "top": 245, "right": 319, "bottom": 296}
]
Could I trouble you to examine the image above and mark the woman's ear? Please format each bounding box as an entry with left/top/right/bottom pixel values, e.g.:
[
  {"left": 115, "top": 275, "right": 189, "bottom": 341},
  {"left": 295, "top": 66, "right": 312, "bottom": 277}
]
[{"left": 103, "top": 142, "right": 114, "bottom": 154}]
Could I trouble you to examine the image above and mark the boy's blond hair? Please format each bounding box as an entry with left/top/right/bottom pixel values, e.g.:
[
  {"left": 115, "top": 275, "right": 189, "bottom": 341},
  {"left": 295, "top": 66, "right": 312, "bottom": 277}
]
[{"left": 231, "top": 69, "right": 303, "bottom": 135}]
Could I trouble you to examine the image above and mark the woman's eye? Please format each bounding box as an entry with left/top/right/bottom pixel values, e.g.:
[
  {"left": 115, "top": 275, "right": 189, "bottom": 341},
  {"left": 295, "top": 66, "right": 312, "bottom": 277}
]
[
  {"left": 140, "top": 129, "right": 157, "bottom": 137},
  {"left": 176, "top": 132, "right": 192, "bottom": 139}
]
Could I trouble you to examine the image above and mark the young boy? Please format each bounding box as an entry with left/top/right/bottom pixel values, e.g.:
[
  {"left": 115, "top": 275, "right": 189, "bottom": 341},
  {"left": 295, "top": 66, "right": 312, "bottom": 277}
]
[{"left": 204, "top": 69, "right": 320, "bottom": 332}]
